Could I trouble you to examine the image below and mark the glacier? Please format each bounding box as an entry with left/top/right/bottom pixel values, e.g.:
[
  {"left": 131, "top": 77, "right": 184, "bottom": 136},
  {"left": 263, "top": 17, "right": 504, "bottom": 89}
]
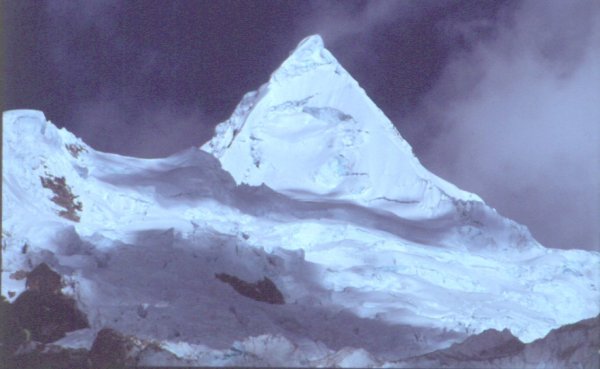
[
  {"left": 202, "top": 35, "right": 482, "bottom": 212},
  {"left": 2, "top": 35, "right": 599, "bottom": 367}
]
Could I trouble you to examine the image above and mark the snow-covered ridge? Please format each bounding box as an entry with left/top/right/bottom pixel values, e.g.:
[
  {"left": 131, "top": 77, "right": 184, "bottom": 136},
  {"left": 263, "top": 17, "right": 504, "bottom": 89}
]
[
  {"left": 202, "top": 35, "right": 542, "bottom": 256},
  {"left": 3, "top": 37, "right": 600, "bottom": 366},
  {"left": 270, "top": 34, "right": 344, "bottom": 82},
  {"left": 203, "top": 35, "right": 482, "bottom": 221}
]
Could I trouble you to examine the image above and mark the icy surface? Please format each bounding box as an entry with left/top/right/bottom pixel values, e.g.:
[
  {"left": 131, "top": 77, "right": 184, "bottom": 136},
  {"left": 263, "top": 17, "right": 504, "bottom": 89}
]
[
  {"left": 203, "top": 35, "right": 481, "bottom": 219},
  {"left": 3, "top": 36, "right": 600, "bottom": 366}
]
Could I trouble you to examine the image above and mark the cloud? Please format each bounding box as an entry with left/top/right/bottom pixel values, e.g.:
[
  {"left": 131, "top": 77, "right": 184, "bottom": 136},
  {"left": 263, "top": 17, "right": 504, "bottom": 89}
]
[
  {"left": 44, "top": 0, "right": 119, "bottom": 28},
  {"left": 69, "top": 96, "right": 210, "bottom": 158},
  {"left": 298, "top": 1, "right": 417, "bottom": 43},
  {"left": 293, "top": 0, "right": 447, "bottom": 67},
  {"left": 411, "top": 0, "right": 600, "bottom": 250},
  {"left": 41, "top": 0, "right": 213, "bottom": 158},
  {"left": 43, "top": 0, "right": 121, "bottom": 66}
]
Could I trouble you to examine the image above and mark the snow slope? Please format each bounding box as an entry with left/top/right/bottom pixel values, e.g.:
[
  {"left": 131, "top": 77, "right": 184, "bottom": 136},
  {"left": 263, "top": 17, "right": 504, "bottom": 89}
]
[
  {"left": 202, "top": 35, "right": 480, "bottom": 217},
  {"left": 202, "top": 35, "right": 546, "bottom": 256},
  {"left": 2, "top": 36, "right": 599, "bottom": 366}
]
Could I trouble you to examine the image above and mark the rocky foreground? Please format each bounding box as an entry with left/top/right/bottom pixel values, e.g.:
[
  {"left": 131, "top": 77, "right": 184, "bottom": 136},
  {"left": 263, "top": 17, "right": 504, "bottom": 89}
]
[{"left": 1, "top": 263, "right": 598, "bottom": 368}]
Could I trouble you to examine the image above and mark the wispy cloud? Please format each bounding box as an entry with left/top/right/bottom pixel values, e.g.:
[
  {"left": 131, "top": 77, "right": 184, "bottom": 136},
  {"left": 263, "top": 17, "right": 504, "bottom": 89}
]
[
  {"left": 411, "top": 0, "right": 600, "bottom": 250},
  {"left": 70, "top": 96, "right": 209, "bottom": 158},
  {"left": 42, "top": 0, "right": 211, "bottom": 158},
  {"left": 44, "top": 0, "right": 121, "bottom": 67},
  {"left": 295, "top": 0, "right": 444, "bottom": 66},
  {"left": 299, "top": 1, "right": 420, "bottom": 42}
]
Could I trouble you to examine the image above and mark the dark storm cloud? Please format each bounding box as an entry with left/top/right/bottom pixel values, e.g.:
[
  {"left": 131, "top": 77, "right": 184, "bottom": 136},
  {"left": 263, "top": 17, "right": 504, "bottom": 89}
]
[{"left": 410, "top": 0, "right": 600, "bottom": 250}]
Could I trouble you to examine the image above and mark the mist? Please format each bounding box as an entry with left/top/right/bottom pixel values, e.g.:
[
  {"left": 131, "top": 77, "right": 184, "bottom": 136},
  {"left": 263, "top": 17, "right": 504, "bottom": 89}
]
[
  {"left": 69, "top": 97, "right": 210, "bottom": 157},
  {"left": 410, "top": 0, "right": 600, "bottom": 250},
  {"left": 35, "top": 0, "right": 292, "bottom": 158}
]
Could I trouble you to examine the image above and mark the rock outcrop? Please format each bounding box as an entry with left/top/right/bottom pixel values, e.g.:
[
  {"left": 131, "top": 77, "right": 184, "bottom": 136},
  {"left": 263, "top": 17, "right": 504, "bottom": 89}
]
[
  {"left": 215, "top": 273, "right": 285, "bottom": 304},
  {"left": 392, "top": 315, "right": 600, "bottom": 368},
  {"left": 12, "top": 263, "right": 88, "bottom": 344}
]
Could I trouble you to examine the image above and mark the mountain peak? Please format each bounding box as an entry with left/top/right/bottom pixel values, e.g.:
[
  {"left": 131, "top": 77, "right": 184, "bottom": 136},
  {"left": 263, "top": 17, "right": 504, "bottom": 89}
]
[
  {"left": 3, "top": 109, "right": 49, "bottom": 143},
  {"left": 294, "top": 34, "right": 325, "bottom": 53},
  {"left": 270, "top": 34, "right": 341, "bottom": 83},
  {"left": 3, "top": 109, "right": 47, "bottom": 127},
  {"left": 203, "top": 34, "right": 481, "bottom": 216}
]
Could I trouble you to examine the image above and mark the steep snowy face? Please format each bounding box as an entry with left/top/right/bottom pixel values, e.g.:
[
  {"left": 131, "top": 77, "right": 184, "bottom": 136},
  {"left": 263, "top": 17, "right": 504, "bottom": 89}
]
[{"left": 203, "top": 35, "right": 480, "bottom": 218}]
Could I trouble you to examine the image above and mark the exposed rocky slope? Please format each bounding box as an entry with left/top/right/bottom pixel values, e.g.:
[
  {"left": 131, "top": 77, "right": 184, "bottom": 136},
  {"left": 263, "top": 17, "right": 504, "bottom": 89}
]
[{"left": 392, "top": 315, "right": 599, "bottom": 368}]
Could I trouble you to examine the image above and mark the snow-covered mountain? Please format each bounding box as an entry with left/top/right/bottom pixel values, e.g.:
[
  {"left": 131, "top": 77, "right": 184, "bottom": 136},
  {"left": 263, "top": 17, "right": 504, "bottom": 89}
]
[
  {"left": 2, "top": 35, "right": 599, "bottom": 367},
  {"left": 203, "top": 36, "right": 480, "bottom": 215},
  {"left": 202, "top": 35, "right": 540, "bottom": 255}
]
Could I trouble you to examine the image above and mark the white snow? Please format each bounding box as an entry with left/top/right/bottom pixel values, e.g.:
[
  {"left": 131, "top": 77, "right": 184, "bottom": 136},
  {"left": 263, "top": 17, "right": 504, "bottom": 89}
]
[
  {"left": 2, "top": 35, "right": 600, "bottom": 366},
  {"left": 202, "top": 35, "right": 481, "bottom": 220}
]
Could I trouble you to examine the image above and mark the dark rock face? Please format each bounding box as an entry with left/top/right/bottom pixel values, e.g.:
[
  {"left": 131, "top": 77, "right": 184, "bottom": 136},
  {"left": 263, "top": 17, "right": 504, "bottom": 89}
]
[
  {"left": 403, "top": 328, "right": 525, "bottom": 368},
  {"left": 3, "top": 327, "right": 181, "bottom": 369},
  {"left": 0, "top": 296, "right": 29, "bottom": 357},
  {"left": 40, "top": 175, "right": 83, "bottom": 222},
  {"left": 25, "top": 263, "right": 62, "bottom": 294},
  {"left": 88, "top": 328, "right": 189, "bottom": 368},
  {"left": 439, "top": 328, "right": 525, "bottom": 361},
  {"left": 7, "top": 343, "right": 89, "bottom": 369},
  {"left": 515, "top": 315, "right": 600, "bottom": 369},
  {"left": 12, "top": 263, "right": 89, "bottom": 344},
  {"left": 215, "top": 273, "right": 285, "bottom": 304},
  {"left": 65, "top": 143, "right": 87, "bottom": 158},
  {"left": 12, "top": 291, "right": 89, "bottom": 344},
  {"left": 88, "top": 328, "right": 138, "bottom": 369},
  {"left": 394, "top": 315, "right": 600, "bottom": 369}
]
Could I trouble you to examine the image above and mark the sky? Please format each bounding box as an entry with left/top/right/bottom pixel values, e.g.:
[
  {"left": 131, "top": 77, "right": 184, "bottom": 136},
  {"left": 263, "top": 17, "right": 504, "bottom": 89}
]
[{"left": 3, "top": 0, "right": 599, "bottom": 251}]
